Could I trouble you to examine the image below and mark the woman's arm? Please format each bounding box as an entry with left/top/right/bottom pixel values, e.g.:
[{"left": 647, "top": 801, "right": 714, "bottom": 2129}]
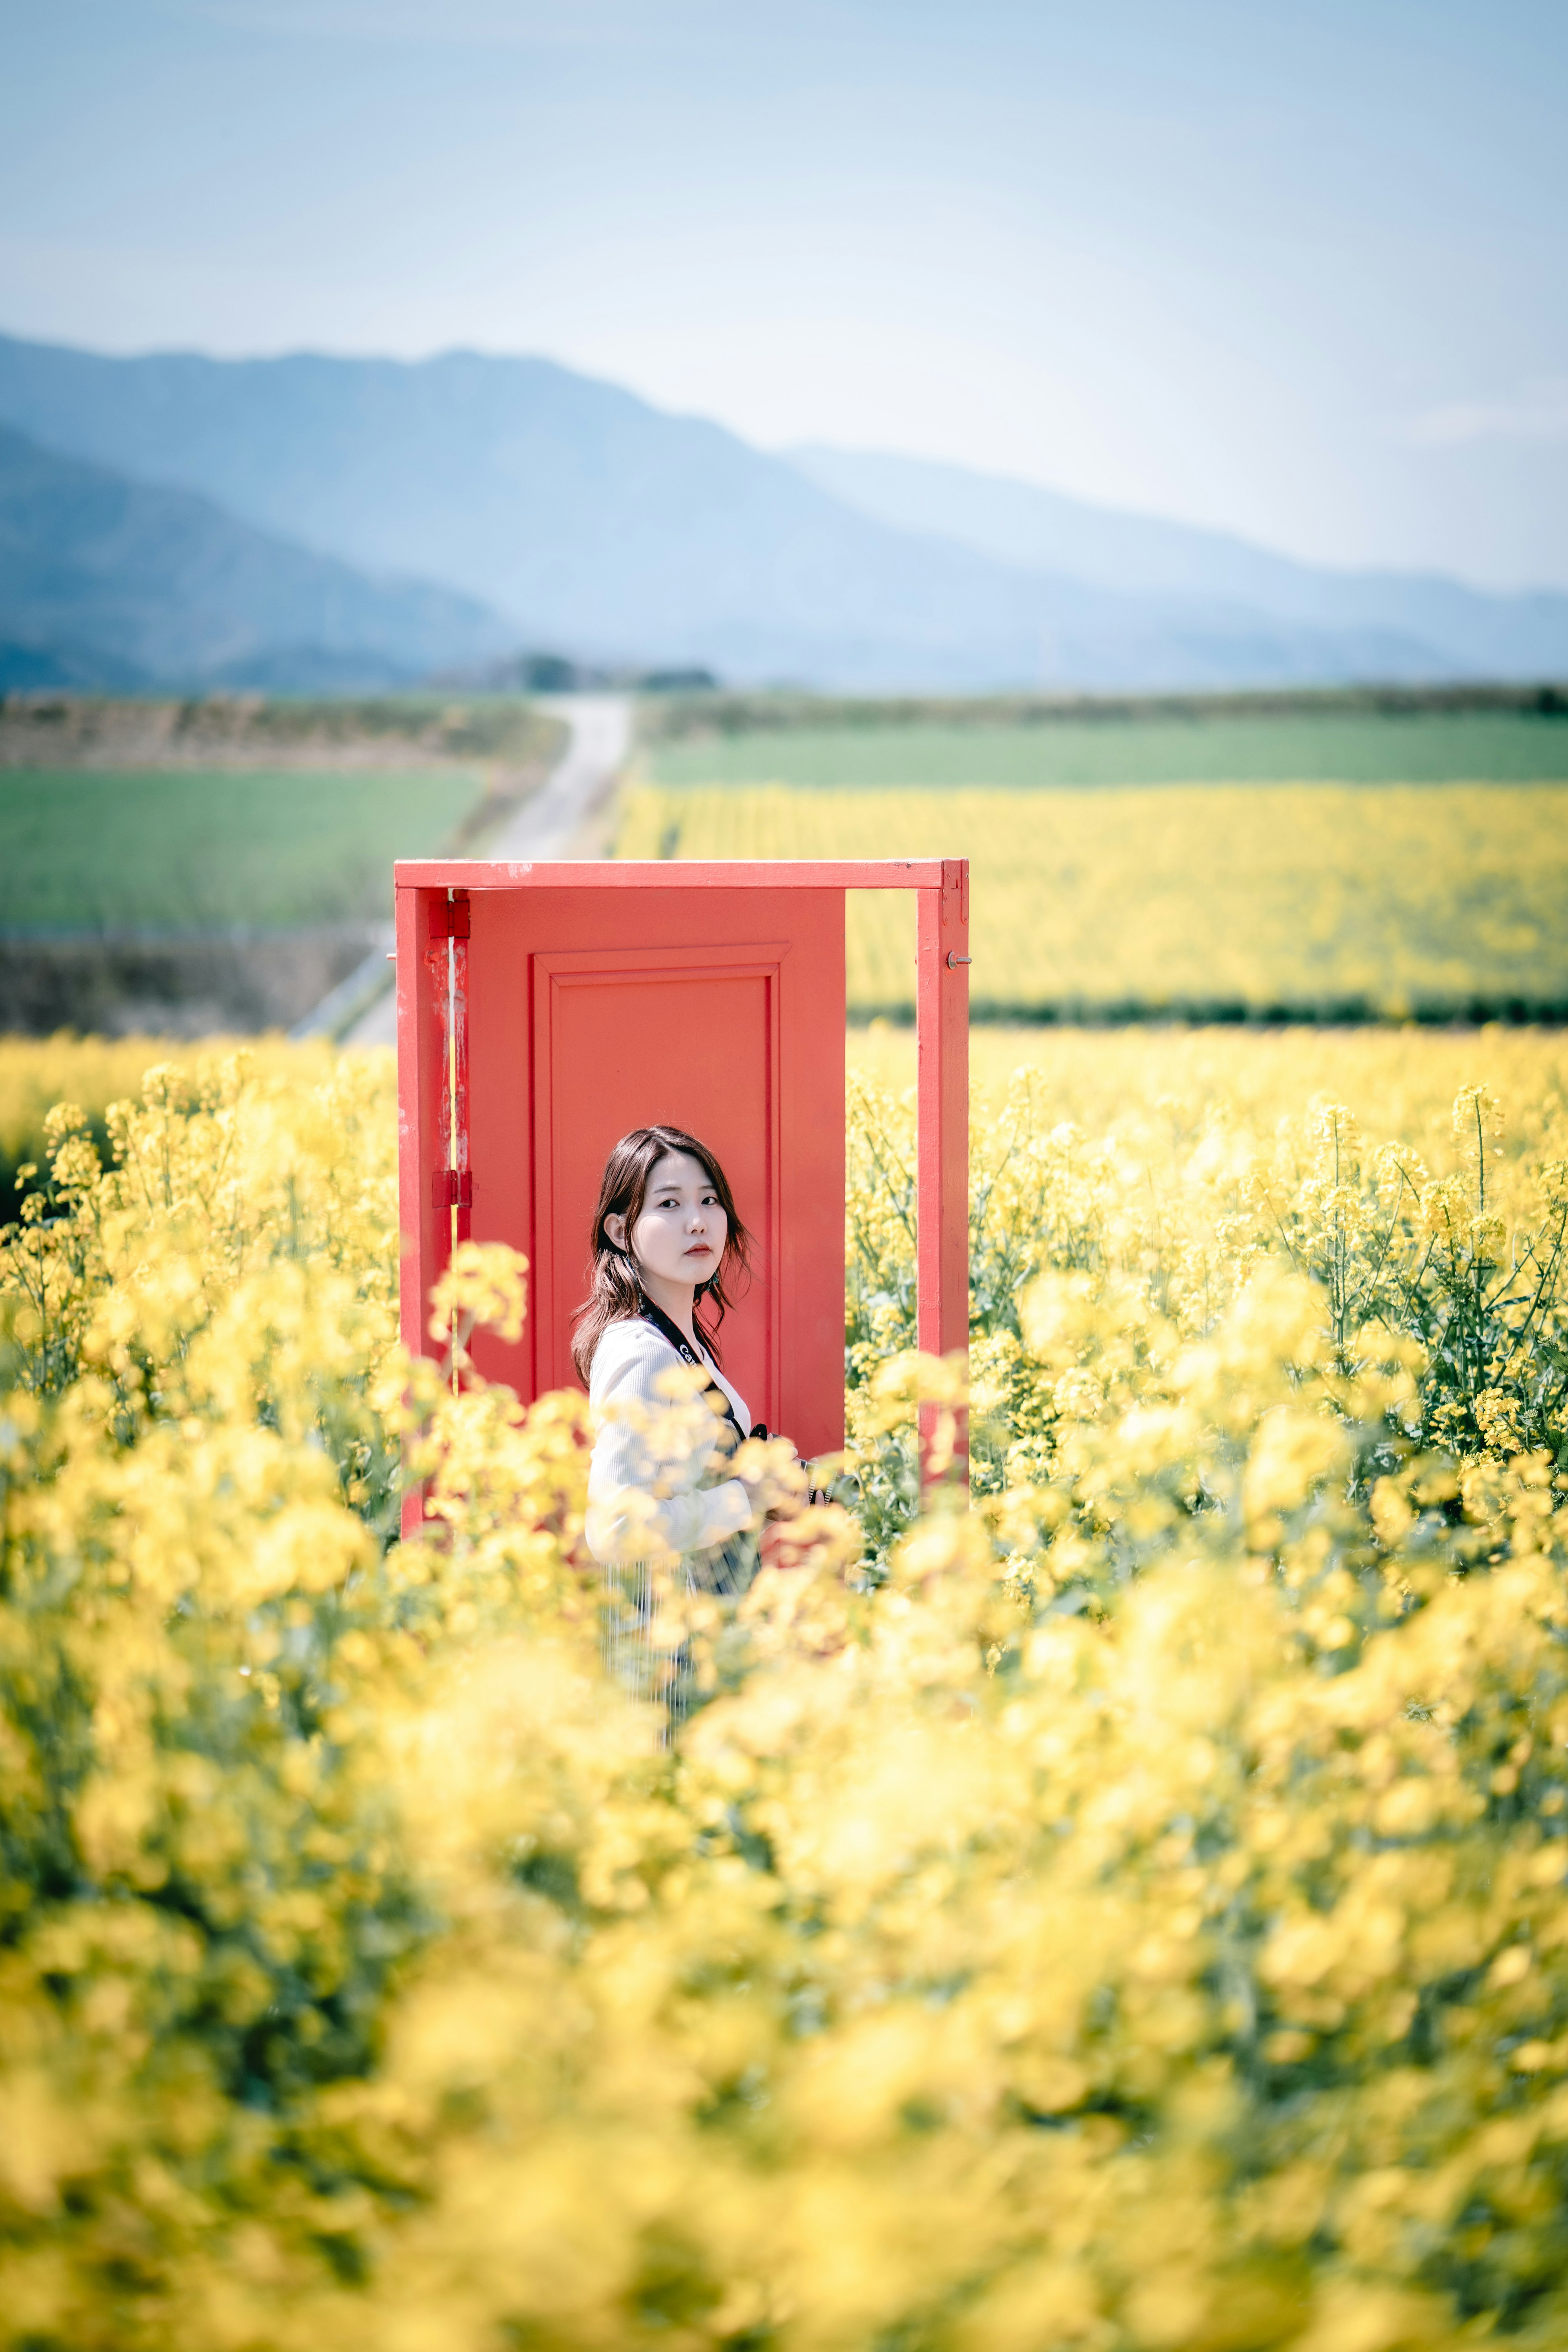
[{"left": 585, "top": 1326, "right": 752, "bottom": 1568}]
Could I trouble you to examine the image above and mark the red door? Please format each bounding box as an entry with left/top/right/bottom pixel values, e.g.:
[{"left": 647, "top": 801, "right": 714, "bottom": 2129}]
[
  {"left": 396, "top": 856, "right": 967, "bottom": 1533},
  {"left": 407, "top": 880, "right": 846, "bottom": 1459}
]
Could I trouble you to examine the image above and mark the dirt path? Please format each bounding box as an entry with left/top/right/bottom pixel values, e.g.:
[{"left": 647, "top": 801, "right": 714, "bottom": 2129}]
[{"left": 312, "top": 695, "right": 633, "bottom": 1049}]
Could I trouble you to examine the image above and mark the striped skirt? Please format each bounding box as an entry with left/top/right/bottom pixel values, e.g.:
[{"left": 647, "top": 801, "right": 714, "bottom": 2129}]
[{"left": 599, "top": 1529, "right": 759, "bottom": 1736}]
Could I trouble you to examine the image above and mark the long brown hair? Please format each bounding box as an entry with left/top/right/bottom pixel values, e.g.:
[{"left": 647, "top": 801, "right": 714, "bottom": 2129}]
[{"left": 570, "top": 1125, "right": 753, "bottom": 1386}]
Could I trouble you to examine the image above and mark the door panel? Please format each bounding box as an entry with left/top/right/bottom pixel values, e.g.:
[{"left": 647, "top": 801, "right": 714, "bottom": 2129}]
[
  {"left": 533, "top": 944, "right": 780, "bottom": 1424},
  {"left": 463, "top": 885, "right": 846, "bottom": 1457}
]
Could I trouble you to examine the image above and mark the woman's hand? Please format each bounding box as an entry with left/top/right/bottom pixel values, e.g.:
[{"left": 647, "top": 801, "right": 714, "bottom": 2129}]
[
  {"left": 759, "top": 1515, "right": 817, "bottom": 1570},
  {"left": 733, "top": 1434, "right": 808, "bottom": 1523}
]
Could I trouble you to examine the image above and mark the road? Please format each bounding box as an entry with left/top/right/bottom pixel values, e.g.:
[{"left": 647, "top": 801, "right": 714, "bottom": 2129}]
[
  {"left": 481, "top": 693, "right": 632, "bottom": 862},
  {"left": 312, "top": 695, "right": 633, "bottom": 1049}
]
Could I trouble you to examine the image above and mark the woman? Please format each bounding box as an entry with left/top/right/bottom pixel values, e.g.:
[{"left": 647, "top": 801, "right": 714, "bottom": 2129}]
[{"left": 573, "top": 1124, "right": 804, "bottom": 1717}]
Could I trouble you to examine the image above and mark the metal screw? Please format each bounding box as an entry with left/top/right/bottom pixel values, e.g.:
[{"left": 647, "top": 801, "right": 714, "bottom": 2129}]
[{"left": 947, "top": 952, "right": 972, "bottom": 968}]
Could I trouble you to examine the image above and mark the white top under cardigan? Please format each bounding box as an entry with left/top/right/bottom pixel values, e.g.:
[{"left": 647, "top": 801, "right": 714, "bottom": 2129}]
[{"left": 584, "top": 1317, "right": 753, "bottom": 1568}]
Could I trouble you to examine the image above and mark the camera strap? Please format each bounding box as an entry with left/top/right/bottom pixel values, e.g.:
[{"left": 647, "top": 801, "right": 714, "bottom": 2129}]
[{"left": 636, "top": 1296, "right": 766, "bottom": 1446}]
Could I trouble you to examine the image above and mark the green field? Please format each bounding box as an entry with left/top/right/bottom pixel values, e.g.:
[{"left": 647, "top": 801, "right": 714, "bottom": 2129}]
[
  {"left": 645, "top": 706, "right": 1568, "bottom": 791},
  {"left": 0, "top": 767, "right": 490, "bottom": 932}
]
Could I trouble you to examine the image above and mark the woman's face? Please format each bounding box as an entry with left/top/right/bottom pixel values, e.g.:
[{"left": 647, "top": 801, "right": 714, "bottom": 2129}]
[{"left": 612, "top": 1150, "right": 727, "bottom": 1289}]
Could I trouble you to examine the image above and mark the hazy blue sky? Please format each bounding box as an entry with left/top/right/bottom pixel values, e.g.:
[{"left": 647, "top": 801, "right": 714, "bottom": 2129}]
[{"left": 4, "top": 0, "right": 1565, "bottom": 586}]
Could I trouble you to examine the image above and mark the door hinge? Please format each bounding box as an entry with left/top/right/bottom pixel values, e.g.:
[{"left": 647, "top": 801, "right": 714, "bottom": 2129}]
[
  {"left": 430, "top": 892, "right": 471, "bottom": 940},
  {"left": 434, "top": 1169, "right": 473, "bottom": 1211}
]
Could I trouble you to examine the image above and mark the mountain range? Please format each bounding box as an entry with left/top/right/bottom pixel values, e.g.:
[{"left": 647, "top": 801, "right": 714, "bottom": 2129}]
[
  {"left": 0, "top": 327, "right": 1564, "bottom": 694},
  {"left": 0, "top": 421, "right": 508, "bottom": 692},
  {"left": 788, "top": 445, "right": 1568, "bottom": 682}
]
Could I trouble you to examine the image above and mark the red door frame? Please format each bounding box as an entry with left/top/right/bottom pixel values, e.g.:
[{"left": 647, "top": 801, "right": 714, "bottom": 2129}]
[{"left": 394, "top": 858, "right": 969, "bottom": 1508}]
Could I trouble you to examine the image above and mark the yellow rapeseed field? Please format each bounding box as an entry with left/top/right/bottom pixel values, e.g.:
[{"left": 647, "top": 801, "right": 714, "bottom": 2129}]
[
  {"left": 855, "top": 1020, "right": 1568, "bottom": 1189},
  {"left": 3, "top": 1029, "right": 1568, "bottom": 2350},
  {"left": 618, "top": 780, "right": 1568, "bottom": 1020},
  {"left": 0, "top": 1031, "right": 332, "bottom": 1200}
]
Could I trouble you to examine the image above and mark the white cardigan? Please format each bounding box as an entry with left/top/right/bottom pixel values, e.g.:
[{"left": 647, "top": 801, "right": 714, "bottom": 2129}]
[{"left": 585, "top": 1318, "right": 753, "bottom": 1568}]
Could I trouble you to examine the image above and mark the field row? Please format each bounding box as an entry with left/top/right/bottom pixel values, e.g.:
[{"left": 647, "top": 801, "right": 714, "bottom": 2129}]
[
  {"left": 7, "top": 1022, "right": 1565, "bottom": 1212},
  {"left": 0, "top": 704, "right": 566, "bottom": 934},
  {"left": 644, "top": 704, "right": 1568, "bottom": 789},
  {"left": 619, "top": 780, "right": 1568, "bottom": 1020},
  {"left": 0, "top": 767, "right": 490, "bottom": 931}
]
